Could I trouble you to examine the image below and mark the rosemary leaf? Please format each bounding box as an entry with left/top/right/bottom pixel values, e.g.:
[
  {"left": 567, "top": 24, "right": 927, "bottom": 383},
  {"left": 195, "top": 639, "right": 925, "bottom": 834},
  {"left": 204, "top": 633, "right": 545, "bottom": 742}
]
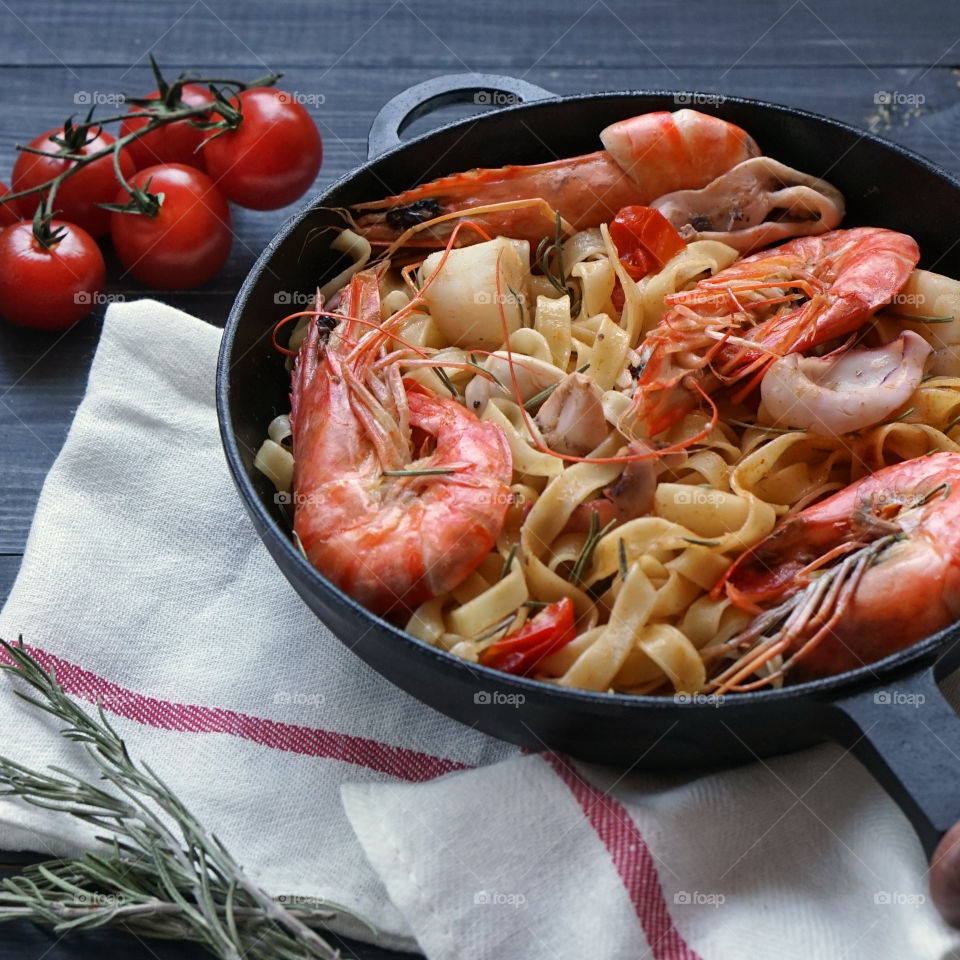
[
  {"left": 681, "top": 537, "right": 720, "bottom": 547},
  {"left": 887, "top": 312, "right": 954, "bottom": 323},
  {"left": 535, "top": 212, "right": 581, "bottom": 317},
  {"left": 499, "top": 544, "right": 518, "bottom": 580},
  {"left": 570, "top": 510, "right": 616, "bottom": 585},
  {"left": 728, "top": 418, "right": 795, "bottom": 435},
  {"left": 475, "top": 616, "right": 516, "bottom": 643},
  {"left": 467, "top": 357, "right": 506, "bottom": 389},
  {"left": 382, "top": 467, "right": 456, "bottom": 477},
  {"left": 507, "top": 285, "right": 526, "bottom": 327},
  {"left": 880, "top": 406, "right": 915, "bottom": 426},
  {"left": 919, "top": 481, "right": 950, "bottom": 505},
  {"left": 433, "top": 366, "right": 459, "bottom": 399},
  {"left": 524, "top": 362, "right": 589, "bottom": 412}
]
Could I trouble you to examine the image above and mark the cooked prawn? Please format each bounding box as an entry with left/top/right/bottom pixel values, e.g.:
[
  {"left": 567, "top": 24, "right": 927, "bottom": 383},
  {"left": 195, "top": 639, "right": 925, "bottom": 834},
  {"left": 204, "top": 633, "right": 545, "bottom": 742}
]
[
  {"left": 289, "top": 269, "right": 513, "bottom": 615},
  {"left": 705, "top": 452, "right": 960, "bottom": 691},
  {"left": 350, "top": 109, "right": 760, "bottom": 248},
  {"left": 629, "top": 226, "right": 920, "bottom": 438}
]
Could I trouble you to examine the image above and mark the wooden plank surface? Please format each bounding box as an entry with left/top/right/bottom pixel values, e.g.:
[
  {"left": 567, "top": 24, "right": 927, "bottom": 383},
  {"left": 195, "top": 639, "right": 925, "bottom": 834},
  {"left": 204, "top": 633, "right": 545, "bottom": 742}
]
[{"left": 1, "top": 0, "right": 959, "bottom": 957}]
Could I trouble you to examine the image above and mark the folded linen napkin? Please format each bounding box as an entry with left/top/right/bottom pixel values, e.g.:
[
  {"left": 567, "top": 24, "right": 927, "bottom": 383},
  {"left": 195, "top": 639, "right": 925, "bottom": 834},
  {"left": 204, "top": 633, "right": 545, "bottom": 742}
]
[{"left": 1, "top": 300, "right": 958, "bottom": 959}]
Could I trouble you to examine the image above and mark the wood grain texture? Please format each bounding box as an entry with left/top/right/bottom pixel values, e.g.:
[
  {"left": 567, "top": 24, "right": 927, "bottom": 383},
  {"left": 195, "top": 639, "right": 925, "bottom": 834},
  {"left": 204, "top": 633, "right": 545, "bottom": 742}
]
[
  {"left": 1, "top": 1, "right": 959, "bottom": 957},
  {"left": 1, "top": 0, "right": 960, "bottom": 68}
]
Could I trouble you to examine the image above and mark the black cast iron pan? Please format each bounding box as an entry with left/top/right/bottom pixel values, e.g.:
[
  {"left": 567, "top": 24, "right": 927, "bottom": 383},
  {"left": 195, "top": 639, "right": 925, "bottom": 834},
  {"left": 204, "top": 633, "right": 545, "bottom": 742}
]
[{"left": 215, "top": 74, "right": 960, "bottom": 922}]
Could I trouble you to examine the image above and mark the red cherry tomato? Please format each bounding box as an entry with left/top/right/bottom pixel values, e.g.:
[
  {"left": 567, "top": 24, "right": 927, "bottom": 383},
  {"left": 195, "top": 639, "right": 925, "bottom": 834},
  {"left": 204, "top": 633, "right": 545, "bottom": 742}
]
[
  {"left": 479, "top": 597, "right": 576, "bottom": 677},
  {"left": 110, "top": 164, "right": 232, "bottom": 289},
  {"left": 120, "top": 84, "right": 215, "bottom": 172},
  {"left": 0, "top": 181, "right": 19, "bottom": 228},
  {"left": 202, "top": 87, "right": 322, "bottom": 210},
  {"left": 12, "top": 126, "right": 135, "bottom": 239},
  {"left": 609, "top": 205, "right": 687, "bottom": 280},
  {"left": 0, "top": 221, "right": 106, "bottom": 330}
]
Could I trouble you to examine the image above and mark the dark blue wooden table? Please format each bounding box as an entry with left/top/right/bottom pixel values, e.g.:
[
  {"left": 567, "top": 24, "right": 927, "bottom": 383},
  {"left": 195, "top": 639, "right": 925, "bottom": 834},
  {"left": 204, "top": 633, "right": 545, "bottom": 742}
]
[{"left": 2, "top": 0, "right": 960, "bottom": 956}]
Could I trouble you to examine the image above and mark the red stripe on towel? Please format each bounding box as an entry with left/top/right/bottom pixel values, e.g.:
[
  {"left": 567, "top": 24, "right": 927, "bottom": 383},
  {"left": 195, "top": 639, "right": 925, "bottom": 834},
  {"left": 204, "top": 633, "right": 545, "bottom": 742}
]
[
  {"left": 544, "top": 753, "right": 704, "bottom": 960},
  {"left": 4, "top": 642, "right": 703, "bottom": 958},
  {"left": 2, "top": 644, "right": 469, "bottom": 782}
]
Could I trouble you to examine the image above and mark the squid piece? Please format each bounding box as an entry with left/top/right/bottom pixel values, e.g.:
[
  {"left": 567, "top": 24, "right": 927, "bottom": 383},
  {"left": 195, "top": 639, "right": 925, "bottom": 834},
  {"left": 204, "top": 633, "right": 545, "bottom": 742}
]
[
  {"left": 535, "top": 372, "right": 608, "bottom": 456},
  {"left": 420, "top": 237, "right": 530, "bottom": 350},
  {"left": 464, "top": 352, "right": 563, "bottom": 412},
  {"left": 760, "top": 331, "right": 932, "bottom": 436},
  {"left": 651, "top": 157, "right": 845, "bottom": 254}
]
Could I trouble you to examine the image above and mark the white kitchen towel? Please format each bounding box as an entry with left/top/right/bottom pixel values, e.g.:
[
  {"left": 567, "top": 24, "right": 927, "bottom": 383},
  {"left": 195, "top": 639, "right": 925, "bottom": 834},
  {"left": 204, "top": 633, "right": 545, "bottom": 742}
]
[{"left": 1, "top": 299, "right": 959, "bottom": 959}]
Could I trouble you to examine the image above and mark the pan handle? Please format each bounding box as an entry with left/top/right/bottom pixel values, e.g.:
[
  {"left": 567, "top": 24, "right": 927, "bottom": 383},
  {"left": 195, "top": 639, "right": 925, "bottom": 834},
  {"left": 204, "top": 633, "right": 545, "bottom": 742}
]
[
  {"left": 827, "top": 641, "right": 960, "bottom": 925},
  {"left": 367, "top": 73, "right": 555, "bottom": 159}
]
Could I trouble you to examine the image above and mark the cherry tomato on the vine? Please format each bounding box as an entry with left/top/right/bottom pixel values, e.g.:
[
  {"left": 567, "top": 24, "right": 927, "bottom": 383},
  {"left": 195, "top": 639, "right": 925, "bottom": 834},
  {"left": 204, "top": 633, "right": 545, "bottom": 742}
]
[
  {"left": 120, "top": 84, "right": 215, "bottom": 172},
  {"left": 0, "top": 221, "right": 106, "bottom": 330},
  {"left": 110, "top": 164, "right": 232, "bottom": 289},
  {"left": 12, "top": 127, "right": 135, "bottom": 239},
  {"left": 0, "top": 182, "right": 19, "bottom": 228},
  {"left": 202, "top": 87, "right": 322, "bottom": 210}
]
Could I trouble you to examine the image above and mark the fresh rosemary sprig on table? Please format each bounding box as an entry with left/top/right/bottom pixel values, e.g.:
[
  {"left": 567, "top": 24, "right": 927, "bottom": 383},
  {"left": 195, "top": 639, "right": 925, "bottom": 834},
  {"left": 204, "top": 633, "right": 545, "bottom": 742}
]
[{"left": 0, "top": 638, "right": 361, "bottom": 958}]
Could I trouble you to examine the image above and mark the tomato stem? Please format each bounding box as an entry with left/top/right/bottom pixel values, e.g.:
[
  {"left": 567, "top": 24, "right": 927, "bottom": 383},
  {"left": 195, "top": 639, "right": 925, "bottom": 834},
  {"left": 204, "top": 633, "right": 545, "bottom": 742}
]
[
  {"left": 30, "top": 202, "right": 66, "bottom": 250},
  {"left": 4, "top": 59, "right": 278, "bottom": 207}
]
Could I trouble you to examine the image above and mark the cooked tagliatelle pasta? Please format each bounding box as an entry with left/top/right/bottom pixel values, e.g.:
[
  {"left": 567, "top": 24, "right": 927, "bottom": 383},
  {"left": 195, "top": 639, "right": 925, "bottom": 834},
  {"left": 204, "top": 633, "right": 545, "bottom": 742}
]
[{"left": 258, "top": 199, "right": 960, "bottom": 697}]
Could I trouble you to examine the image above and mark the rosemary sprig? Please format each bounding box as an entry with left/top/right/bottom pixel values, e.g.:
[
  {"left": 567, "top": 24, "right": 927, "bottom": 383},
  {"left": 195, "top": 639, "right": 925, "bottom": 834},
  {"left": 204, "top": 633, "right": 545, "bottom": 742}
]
[
  {"left": 569, "top": 509, "right": 616, "bottom": 585},
  {"left": 944, "top": 412, "right": 960, "bottom": 433},
  {"left": 618, "top": 538, "right": 629, "bottom": 581},
  {"left": 499, "top": 545, "right": 518, "bottom": 580},
  {"left": 886, "top": 312, "right": 953, "bottom": 323},
  {"left": 880, "top": 406, "right": 915, "bottom": 426},
  {"left": 919, "top": 481, "right": 950, "bottom": 505},
  {"left": 474, "top": 616, "right": 516, "bottom": 643},
  {"left": 0, "top": 639, "right": 359, "bottom": 957},
  {"left": 524, "top": 362, "right": 589, "bottom": 412},
  {"left": 507, "top": 285, "right": 526, "bottom": 327},
  {"left": 728, "top": 418, "right": 795, "bottom": 435},
  {"left": 432, "top": 366, "right": 459, "bottom": 399},
  {"left": 468, "top": 355, "right": 506, "bottom": 389},
  {"left": 382, "top": 467, "right": 456, "bottom": 477},
  {"left": 535, "top": 212, "right": 581, "bottom": 317}
]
